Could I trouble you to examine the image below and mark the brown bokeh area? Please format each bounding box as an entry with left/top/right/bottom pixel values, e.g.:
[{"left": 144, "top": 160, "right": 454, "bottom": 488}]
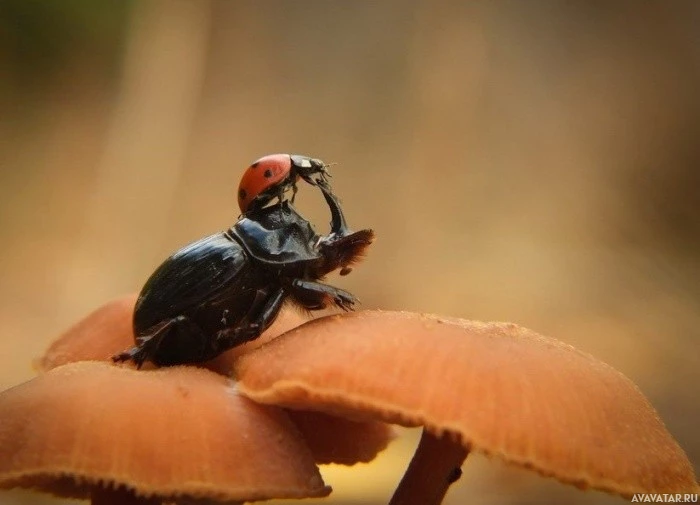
[{"left": 1, "top": 1, "right": 698, "bottom": 504}]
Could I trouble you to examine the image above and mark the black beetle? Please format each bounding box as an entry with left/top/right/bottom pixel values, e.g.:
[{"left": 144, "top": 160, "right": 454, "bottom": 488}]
[{"left": 113, "top": 184, "right": 373, "bottom": 367}]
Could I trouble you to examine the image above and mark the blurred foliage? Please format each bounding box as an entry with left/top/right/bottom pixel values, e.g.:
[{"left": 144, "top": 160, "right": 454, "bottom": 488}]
[{"left": 0, "top": 0, "right": 129, "bottom": 95}]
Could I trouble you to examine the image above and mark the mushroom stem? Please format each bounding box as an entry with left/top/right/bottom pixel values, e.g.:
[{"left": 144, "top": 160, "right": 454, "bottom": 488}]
[
  {"left": 91, "top": 487, "right": 161, "bottom": 505},
  {"left": 389, "top": 428, "right": 469, "bottom": 505}
]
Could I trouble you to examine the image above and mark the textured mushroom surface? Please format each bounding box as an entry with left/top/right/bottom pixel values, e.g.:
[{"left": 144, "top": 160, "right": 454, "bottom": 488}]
[
  {"left": 235, "top": 310, "right": 699, "bottom": 497},
  {"left": 0, "top": 361, "right": 330, "bottom": 501}
]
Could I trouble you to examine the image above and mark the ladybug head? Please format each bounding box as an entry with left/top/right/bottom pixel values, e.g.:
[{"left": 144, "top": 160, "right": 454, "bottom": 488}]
[{"left": 290, "top": 154, "right": 332, "bottom": 187}]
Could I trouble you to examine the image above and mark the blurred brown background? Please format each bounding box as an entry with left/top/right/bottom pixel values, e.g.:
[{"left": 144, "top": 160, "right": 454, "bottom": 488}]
[{"left": 1, "top": 1, "right": 698, "bottom": 504}]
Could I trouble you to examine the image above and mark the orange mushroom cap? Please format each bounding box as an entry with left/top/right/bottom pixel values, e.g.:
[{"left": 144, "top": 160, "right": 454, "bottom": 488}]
[
  {"left": 0, "top": 361, "right": 330, "bottom": 502},
  {"left": 36, "top": 296, "right": 393, "bottom": 466},
  {"left": 234, "top": 310, "right": 699, "bottom": 497},
  {"left": 35, "top": 294, "right": 138, "bottom": 372}
]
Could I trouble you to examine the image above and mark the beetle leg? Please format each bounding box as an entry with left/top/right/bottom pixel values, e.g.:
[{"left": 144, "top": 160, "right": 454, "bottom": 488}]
[
  {"left": 112, "top": 316, "right": 187, "bottom": 368},
  {"left": 288, "top": 279, "right": 357, "bottom": 312},
  {"left": 112, "top": 345, "right": 150, "bottom": 369},
  {"left": 215, "top": 287, "right": 287, "bottom": 350},
  {"left": 113, "top": 315, "right": 214, "bottom": 367}
]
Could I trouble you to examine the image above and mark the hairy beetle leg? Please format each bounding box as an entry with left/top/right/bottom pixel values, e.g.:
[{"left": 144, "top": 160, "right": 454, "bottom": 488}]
[{"left": 288, "top": 279, "right": 357, "bottom": 311}]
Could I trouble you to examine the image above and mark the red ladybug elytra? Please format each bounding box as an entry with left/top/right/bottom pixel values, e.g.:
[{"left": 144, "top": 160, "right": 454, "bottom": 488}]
[{"left": 237, "top": 154, "right": 331, "bottom": 213}]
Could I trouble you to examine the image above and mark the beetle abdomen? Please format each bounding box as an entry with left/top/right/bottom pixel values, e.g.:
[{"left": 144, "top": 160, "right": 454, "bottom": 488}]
[{"left": 134, "top": 233, "right": 248, "bottom": 335}]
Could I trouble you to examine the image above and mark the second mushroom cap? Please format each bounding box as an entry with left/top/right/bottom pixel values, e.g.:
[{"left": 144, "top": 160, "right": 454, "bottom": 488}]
[
  {"left": 0, "top": 361, "right": 330, "bottom": 502},
  {"left": 234, "top": 310, "right": 699, "bottom": 497}
]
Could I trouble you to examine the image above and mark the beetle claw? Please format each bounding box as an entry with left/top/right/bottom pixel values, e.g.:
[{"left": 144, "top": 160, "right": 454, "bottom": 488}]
[
  {"left": 334, "top": 293, "right": 357, "bottom": 312},
  {"left": 112, "top": 347, "right": 148, "bottom": 369}
]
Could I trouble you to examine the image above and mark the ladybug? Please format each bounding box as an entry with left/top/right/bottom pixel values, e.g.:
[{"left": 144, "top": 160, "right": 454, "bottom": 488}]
[
  {"left": 113, "top": 175, "right": 373, "bottom": 368},
  {"left": 237, "top": 154, "right": 331, "bottom": 214}
]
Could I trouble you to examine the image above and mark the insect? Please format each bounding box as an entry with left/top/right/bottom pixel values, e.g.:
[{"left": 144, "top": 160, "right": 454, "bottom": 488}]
[
  {"left": 237, "top": 154, "right": 332, "bottom": 214},
  {"left": 113, "top": 174, "right": 373, "bottom": 368}
]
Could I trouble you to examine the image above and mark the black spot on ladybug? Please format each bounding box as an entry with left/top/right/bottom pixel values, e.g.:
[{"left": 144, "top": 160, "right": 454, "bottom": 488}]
[
  {"left": 251, "top": 162, "right": 259, "bottom": 168},
  {"left": 264, "top": 169, "right": 273, "bottom": 178},
  {"left": 239, "top": 188, "right": 247, "bottom": 199}
]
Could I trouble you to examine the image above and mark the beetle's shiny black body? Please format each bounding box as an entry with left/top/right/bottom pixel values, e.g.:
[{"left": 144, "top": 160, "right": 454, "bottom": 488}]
[{"left": 114, "top": 185, "right": 373, "bottom": 367}]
